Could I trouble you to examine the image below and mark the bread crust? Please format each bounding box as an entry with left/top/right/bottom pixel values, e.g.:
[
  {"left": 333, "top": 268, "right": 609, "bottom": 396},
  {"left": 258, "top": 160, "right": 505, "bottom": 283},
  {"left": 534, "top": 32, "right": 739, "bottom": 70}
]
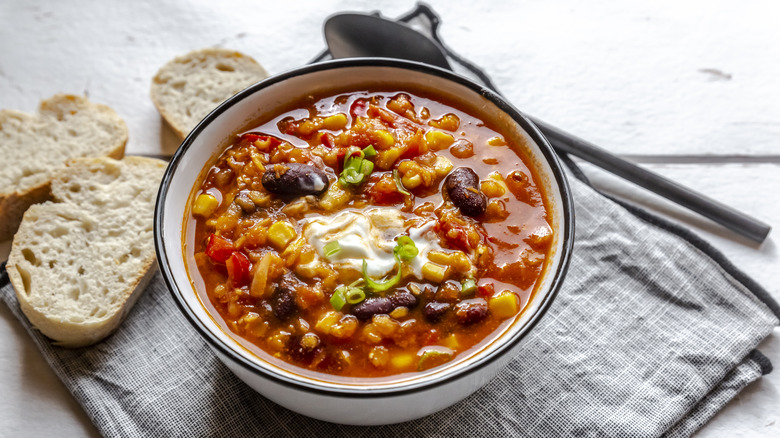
[
  {"left": 6, "top": 156, "right": 165, "bottom": 348},
  {"left": 0, "top": 95, "right": 128, "bottom": 241},
  {"left": 150, "top": 48, "right": 269, "bottom": 139}
]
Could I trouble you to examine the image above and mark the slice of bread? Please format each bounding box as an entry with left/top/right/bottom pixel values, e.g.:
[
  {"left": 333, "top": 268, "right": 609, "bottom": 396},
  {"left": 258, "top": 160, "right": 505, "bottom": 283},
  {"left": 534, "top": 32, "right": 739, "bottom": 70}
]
[
  {"left": 150, "top": 48, "right": 269, "bottom": 139},
  {"left": 0, "top": 94, "right": 128, "bottom": 241},
  {"left": 6, "top": 156, "right": 166, "bottom": 347}
]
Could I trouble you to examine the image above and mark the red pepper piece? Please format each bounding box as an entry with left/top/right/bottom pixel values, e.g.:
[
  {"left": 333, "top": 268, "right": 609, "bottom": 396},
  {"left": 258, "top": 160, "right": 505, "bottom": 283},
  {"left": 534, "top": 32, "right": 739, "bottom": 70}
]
[
  {"left": 226, "top": 251, "right": 251, "bottom": 287},
  {"left": 349, "top": 98, "right": 368, "bottom": 118},
  {"left": 477, "top": 283, "right": 494, "bottom": 299},
  {"left": 205, "top": 233, "right": 234, "bottom": 263},
  {"left": 320, "top": 132, "right": 336, "bottom": 148}
]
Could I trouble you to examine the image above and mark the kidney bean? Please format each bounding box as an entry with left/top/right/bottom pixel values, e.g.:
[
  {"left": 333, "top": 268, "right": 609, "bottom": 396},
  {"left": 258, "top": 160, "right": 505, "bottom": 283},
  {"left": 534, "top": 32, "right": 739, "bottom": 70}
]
[
  {"left": 388, "top": 291, "right": 417, "bottom": 309},
  {"left": 271, "top": 283, "right": 297, "bottom": 320},
  {"left": 351, "top": 297, "right": 394, "bottom": 321},
  {"left": 444, "top": 167, "right": 487, "bottom": 217},
  {"left": 423, "top": 301, "right": 451, "bottom": 323},
  {"left": 262, "top": 163, "right": 329, "bottom": 197},
  {"left": 455, "top": 299, "right": 488, "bottom": 325}
]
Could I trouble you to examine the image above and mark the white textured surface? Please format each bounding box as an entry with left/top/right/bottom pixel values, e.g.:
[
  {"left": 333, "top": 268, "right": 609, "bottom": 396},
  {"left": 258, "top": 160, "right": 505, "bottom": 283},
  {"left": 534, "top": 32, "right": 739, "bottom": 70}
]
[{"left": 1, "top": 0, "right": 779, "bottom": 436}]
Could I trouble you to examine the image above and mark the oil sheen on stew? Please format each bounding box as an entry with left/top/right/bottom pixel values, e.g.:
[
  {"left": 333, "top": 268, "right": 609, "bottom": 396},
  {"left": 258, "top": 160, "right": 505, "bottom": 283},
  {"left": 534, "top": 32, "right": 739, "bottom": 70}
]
[{"left": 188, "top": 90, "right": 553, "bottom": 378}]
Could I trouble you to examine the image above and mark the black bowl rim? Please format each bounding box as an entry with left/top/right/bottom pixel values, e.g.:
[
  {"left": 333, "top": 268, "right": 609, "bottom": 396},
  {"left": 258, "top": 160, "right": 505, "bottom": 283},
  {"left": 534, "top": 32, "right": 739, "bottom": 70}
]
[{"left": 154, "top": 58, "right": 575, "bottom": 398}]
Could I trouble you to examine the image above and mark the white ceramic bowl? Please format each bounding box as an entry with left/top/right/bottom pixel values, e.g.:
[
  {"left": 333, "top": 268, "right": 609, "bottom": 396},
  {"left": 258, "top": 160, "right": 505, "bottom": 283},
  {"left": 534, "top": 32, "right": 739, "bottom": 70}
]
[{"left": 155, "top": 59, "right": 574, "bottom": 425}]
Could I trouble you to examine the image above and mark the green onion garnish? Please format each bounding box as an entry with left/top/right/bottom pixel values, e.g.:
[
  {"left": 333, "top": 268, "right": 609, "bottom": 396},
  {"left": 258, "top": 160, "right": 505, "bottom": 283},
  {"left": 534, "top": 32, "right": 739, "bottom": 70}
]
[
  {"left": 362, "top": 145, "right": 377, "bottom": 158},
  {"left": 461, "top": 278, "right": 477, "bottom": 296},
  {"left": 330, "top": 287, "right": 347, "bottom": 311},
  {"left": 362, "top": 257, "right": 403, "bottom": 292},
  {"left": 344, "top": 287, "right": 366, "bottom": 304},
  {"left": 394, "top": 235, "right": 418, "bottom": 261},
  {"left": 393, "top": 169, "right": 411, "bottom": 196},
  {"left": 324, "top": 240, "right": 341, "bottom": 258},
  {"left": 338, "top": 146, "right": 375, "bottom": 187},
  {"left": 361, "top": 236, "right": 419, "bottom": 292}
]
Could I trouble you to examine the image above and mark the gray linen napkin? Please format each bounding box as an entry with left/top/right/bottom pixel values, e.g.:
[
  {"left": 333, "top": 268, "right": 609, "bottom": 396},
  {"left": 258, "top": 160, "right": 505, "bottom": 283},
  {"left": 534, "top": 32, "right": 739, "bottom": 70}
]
[{"left": 1, "top": 168, "right": 777, "bottom": 438}]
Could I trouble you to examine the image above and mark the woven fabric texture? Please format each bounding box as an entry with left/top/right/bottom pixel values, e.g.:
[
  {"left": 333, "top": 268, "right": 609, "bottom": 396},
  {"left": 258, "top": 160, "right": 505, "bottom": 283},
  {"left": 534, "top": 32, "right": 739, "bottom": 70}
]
[{"left": 1, "top": 174, "right": 777, "bottom": 437}]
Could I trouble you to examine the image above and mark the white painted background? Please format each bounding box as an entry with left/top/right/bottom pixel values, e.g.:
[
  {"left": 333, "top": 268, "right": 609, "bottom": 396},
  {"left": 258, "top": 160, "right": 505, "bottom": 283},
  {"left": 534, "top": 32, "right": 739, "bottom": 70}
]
[{"left": 1, "top": 0, "right": 778, "bottom": 436}]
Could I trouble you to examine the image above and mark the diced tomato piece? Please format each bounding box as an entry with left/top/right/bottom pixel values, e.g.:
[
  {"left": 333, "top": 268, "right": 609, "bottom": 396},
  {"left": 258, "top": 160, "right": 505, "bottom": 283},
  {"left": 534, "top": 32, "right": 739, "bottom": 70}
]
[
  {"left": 421, "top": 329, "right": 440, "bottom": 346},
  {"left": 238, "top": 133, "right": 262, "bottom": 146},
  {"left": 477, "top": 283, "right": 495, "bottom": 299},
  {"left": 238, "top": 133, "right": 281, "bottom": 152},
  {"left": 320, "top": 132, "right": 335, "bottom": 148},
  {"left": 368, "top": 175, "right": 405, "bottom": 205},
  {"left": 349, "top": 98, "right": 368, "bottom": 118},
  {"left": 437, "top": 220, "right": 473, "bottom": 252},
  {"left": 226, "top": 251, "right": 251, "bottom": 287},
  {"left": 205, "top": 234, "right": 234, "bottom": 263}
]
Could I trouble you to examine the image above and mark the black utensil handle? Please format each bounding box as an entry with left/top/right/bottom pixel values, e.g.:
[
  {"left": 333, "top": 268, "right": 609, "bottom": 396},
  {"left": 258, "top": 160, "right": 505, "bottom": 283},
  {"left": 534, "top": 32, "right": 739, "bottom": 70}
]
[{"left": 530, "top": 117, "right": 772, "bottom": 243}]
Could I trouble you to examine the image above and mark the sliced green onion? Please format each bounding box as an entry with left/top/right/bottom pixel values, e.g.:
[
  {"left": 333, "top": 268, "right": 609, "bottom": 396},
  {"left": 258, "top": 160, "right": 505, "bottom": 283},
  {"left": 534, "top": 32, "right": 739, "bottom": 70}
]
[
  {"left": 362, "top": 257, "right": 403, "bottom": 292},
  {"left": 324, "top": 240, "right": 341, "bottom": 258},
  {"left": 362, "top": 145, "right": 377, "bottom": 158},
  {"left": 330, "top": 288, "right": 347, "bottom": 311},
  {"left": 360, "top": 158, "right": 374, "bottom": 176},
  {"left": 461, "top": 278, "right": 477, "bottom": 296},
  {"left": 338, "top": 146, "right": 374, "bottom": 187},
  {"left": 344, "top": 287, "right": 366, "bottom": 304},
  {"left": 392, "top": 169, "right": 411, "bottom": 196},
  {"left": 394, "top": 235, "right": 418, "bottom": 261}
]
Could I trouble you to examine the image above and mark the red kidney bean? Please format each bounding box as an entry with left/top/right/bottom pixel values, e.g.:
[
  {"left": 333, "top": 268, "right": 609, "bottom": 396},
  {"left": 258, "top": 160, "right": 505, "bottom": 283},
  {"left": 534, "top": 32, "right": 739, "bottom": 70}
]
[
  {"left": 423, "top": 301, "right": 451, "bottom": 323},
  {"left": 388, "top": 291, "right": 417, "bottom": 309},
  {"left": 262, "top": 163, "right": 329, "bottom": 197},
  {"left": 351, "top": 297, "right": 394, "bottom": 321},
  {"left": 271, "top": 283, "right": 297, "bottom": 320},
  {"left": 444, "top": 167, "right": 487, "bottom": 217},
  {"left": 455, "top": 299, "right": 489, "bottom": 325}
]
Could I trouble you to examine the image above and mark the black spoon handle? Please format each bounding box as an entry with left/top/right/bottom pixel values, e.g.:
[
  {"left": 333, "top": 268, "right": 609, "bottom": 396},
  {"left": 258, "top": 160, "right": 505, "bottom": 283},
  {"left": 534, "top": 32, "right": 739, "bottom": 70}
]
[{"left": 530, "top": 117, "right": 772, "bottom": 243}]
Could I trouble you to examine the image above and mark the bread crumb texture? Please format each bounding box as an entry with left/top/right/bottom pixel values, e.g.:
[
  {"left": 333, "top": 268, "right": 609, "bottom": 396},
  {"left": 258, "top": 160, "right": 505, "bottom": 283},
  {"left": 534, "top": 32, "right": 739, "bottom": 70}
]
[
  {"left": 0, "top": 94, "right": 127, "bottom": 240},
  {"left": 7, "top": 156, "right": 166, "bottom": 347},
  {"left": 151, "top": 47, "right": 269, "bottom": 139}
]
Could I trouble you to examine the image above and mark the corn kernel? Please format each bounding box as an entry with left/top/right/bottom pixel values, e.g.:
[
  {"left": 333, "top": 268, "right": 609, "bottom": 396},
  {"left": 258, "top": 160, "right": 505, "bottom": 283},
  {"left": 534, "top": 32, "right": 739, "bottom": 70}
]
[
  {"left": 433, "top": 156, "right": 453, "bottom": 178},
  {"left": 427, "top": 250, "right": 471, "bottom": 272},
  {"left": 425, "top": 130, "right": 455, "bottom": 151},
  {"left": 376, "top": 147, "right": 402, "bottom": 170},
  {"left": 442, "top": 334, "right": 460, "bottom": 350},
  {"left": 487, "top": 136, "right": 507, "bottom": 146},
  {"left": 402, "top": 173, "right": 423, "bottom": 189},
  {"left": 389, "top": 306, "right": 409, "bottom": 319},
  {"left": 298, "top": 119, "right": 319, "bottom": 136},
  {"left": 322, "top": 113, "right": 348, "bottom": 131},
  {"left": 319, "top": 183, "right": 350, "bottom": 211},
  {"left": 481, "top": 180, "right": 506, "bottom": 198},
  {"left": 428, "top": 113, "right": 461, "bottom": 131},
  {"left": 489, "top": 291, "right": 519, "bottom": 319},
  {"left": 390, "top": 353, "right": 414, "bottom": 369},
  {"left": 268, "top": 220, "right": 296, "bottom": 249},
  {"left": 422, "top": 262, "right": 449, "bottom": 283},
  {"left": 192, "top": 193, "right": 219, "bottom": 217},
  {"left": 374, "top": 130, "right": 395, "bottom": 149}
]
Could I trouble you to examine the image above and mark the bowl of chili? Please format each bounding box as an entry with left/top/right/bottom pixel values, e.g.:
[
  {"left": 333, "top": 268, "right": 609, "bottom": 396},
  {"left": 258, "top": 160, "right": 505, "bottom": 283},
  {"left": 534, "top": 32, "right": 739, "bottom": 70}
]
[{"left": 155, "top": 58, "right": 574, "bottom": 424}]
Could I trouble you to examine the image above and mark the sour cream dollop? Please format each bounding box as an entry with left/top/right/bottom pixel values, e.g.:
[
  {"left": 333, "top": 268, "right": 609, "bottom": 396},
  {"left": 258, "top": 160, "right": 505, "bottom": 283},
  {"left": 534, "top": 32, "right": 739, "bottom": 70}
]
[{"left": 302, "top": 207, "right": 444, "bottom": 279}]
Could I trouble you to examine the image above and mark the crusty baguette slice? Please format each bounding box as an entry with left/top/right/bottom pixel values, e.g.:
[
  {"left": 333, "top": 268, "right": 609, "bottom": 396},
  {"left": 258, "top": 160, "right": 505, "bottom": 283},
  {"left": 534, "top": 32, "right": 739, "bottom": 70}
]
[
  {"left": 6, "top": 156, "right": 166, "bottom": 347},
  {"left": 150, "top": 48, "right": 269, "bottom": 139},
  {"left": 0, "top": 94, "right": 128, "bottom": 241}
]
